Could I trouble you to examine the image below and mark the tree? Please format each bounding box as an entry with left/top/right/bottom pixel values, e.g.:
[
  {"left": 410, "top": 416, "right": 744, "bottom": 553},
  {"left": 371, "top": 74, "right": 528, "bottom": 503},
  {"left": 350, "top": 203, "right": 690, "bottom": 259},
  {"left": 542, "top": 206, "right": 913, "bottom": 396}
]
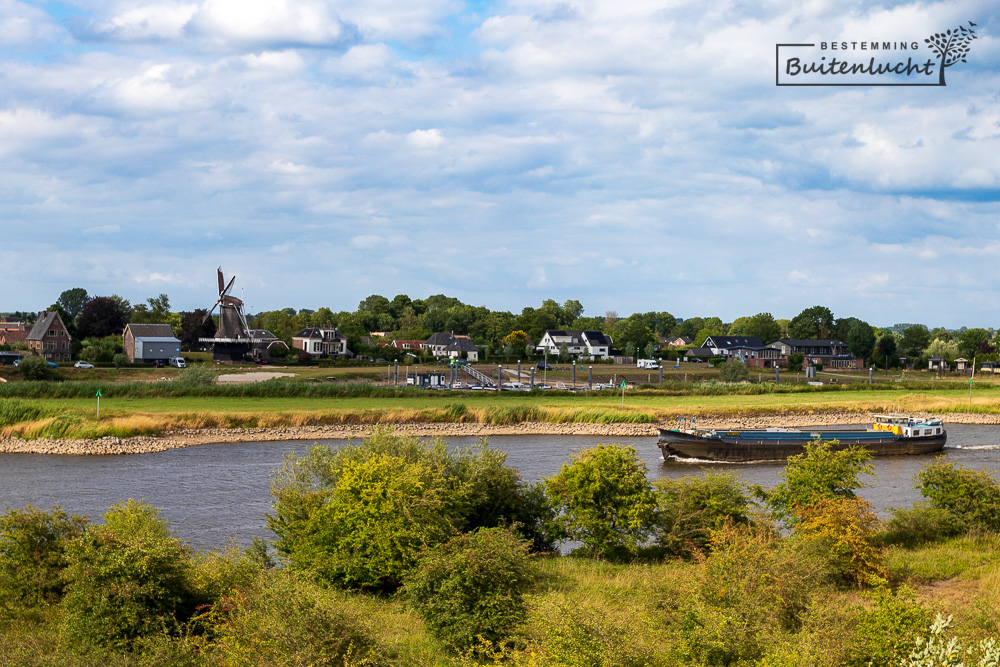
[
  {"left": 562, "top": 299, "right": 584, "bottom": 322},
  {"left": 925, "top": 338, "right": 958, "bottom": 363},
  {"left": 958, "top": 328, "right": 993, "bottom": 359},
  {"left": 502, "top": 330, "right": 529, "bottom": 349},
  {"left": 728, "top": 312, "right": 781, "bottom": 343},
  {"left": 787, "top": 351, "right": 804, "bottom": 372},
  {"left": 56, "top": 288, "right": 89, "bottom": 322},
  {"left": 925, "top": 22, "right": 977, "bottom": 86},
  {"left": 875, "top": 334, "right": 898, "bottom": 368},
  {"left": 128, "top": 294, "right": 172, "bottom": 324},
  {"left": 0, "top": 505, "right": 87, "bottom": 610},
  {"left": 18, "top": 356, "right": 55, "bottom": 380},
  {"left": 917, "top": 460, "right": 1000, "bottom": 532},
  {"left": 754, "top": 440, "right": 874, "bottom": 524},
  {"left": 603, "top": 310, "right": 618, "bottom": 330},
  {"left": 179, "top": 309, "right": 217, "bottom": 348},
  {"left": 618, "top": 315, "right": 655, "bottom": 357},
  {"left": 899, "top": 325, "right": 931, "bottom": 360},
  {"left": 788, "top": 306, "right": 835, "bottom": 340},
  {"left": 652, "top": 472, "right": 749, "bottom": 557},
  {"left": 546, "top": 445, "right": 657, "bottom": 559},
  {"left": 845, "top": 319, "right": 877, "bottom": 361},
  {"left": 76, "top": 296, "right": 130, "bottom": 339}
]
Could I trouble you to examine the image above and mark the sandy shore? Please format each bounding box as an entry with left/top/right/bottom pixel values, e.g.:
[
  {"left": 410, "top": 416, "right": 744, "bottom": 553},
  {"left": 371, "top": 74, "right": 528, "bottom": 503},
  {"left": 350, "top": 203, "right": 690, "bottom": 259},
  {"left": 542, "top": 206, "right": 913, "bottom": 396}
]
[{"left": 2, "top": 410, "right": 998, "bottom": 456}]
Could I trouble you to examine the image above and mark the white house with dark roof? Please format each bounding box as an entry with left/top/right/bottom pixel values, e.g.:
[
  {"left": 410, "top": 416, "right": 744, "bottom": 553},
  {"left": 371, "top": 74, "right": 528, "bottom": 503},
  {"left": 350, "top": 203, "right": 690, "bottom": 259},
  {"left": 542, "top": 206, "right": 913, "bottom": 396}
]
[
  {"left": 424, "top": 332, "right": 479, "bottom": 361},
  {"left": 292, "top": 326, "right": 350, "bottom": 358},
  {"left": 536, "top": 330, "right": 613, "bottom": 359},
  {"left": 701, "top": 335, "right": 765, "bottom": 357}
]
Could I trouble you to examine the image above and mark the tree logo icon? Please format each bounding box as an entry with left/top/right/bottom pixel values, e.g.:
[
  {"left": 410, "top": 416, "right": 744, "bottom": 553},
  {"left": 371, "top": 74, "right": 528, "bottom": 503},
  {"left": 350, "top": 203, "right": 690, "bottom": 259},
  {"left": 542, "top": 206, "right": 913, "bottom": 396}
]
[{"left": 925, "top": 21, "right": 977, "bottom": 85}]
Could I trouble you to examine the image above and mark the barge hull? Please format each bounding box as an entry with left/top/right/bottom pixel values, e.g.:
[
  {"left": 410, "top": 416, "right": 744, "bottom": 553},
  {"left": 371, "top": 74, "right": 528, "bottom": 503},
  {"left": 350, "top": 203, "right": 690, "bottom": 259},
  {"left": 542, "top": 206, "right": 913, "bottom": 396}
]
[{"left": 657, "top": 430, "right": 947, "bottom": 463}]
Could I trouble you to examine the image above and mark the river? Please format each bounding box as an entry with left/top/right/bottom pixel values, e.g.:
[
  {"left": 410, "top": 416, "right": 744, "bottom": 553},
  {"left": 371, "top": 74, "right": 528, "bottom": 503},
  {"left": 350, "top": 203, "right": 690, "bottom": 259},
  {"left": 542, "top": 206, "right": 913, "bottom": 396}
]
[{"left": 1, "top": 425, "right": 998, "bottom": 551}]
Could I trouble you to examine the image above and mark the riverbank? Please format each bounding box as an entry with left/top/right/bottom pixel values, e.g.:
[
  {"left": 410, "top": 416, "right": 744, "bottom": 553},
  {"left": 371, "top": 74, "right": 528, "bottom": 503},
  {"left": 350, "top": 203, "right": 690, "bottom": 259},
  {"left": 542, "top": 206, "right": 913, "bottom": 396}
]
[{"left": 3, "top": 410, "right": 999, "bottom": 455}]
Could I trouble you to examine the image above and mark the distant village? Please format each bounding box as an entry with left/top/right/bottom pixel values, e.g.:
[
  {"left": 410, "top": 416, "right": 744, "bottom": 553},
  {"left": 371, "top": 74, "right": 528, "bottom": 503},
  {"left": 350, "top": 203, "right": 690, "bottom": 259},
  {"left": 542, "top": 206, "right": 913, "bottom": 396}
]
[{"left": 2, "top": 274, "right": 997, "bottom": 375}]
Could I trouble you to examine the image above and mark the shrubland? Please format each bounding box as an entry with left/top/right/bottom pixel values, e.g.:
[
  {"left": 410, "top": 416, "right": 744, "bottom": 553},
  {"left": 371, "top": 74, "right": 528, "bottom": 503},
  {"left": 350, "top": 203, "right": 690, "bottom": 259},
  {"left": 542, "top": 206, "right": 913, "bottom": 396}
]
[{"left": 1, "top": 434, "right": 998, "bottom": 666}]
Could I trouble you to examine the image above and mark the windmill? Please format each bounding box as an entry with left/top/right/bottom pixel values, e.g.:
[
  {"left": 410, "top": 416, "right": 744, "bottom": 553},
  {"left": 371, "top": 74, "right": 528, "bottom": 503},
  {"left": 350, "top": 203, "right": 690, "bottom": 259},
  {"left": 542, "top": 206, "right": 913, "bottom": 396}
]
[{"left": 198, "top": 268, "right": 256, "bottom": 362}]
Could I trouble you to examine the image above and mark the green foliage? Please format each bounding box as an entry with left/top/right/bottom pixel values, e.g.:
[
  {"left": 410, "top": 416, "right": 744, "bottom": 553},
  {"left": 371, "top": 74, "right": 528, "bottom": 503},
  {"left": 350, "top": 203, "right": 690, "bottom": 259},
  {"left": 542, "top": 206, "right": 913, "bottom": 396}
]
[
  {"left": 754, "top": 439, "right": 874, "bottom": 524},
  {"left": 902, "top": 614, "right": 1000, "bottom": 666},
  {"left": 958, "top": 328, "right": 994, "bottom": 359},
  {"left": 845, "top": 319, "right": 877, "bottom": 360},
  {"left": 0, "top": 505, "right": 87, "bottom": 613},
  {"left": 683, "top": 520, "right": 824, "bottom": 665},
  {"left": 652, "top": 472, "right": 750, "bottom": 558},
  {"left": 207, "top": 569, "right": 381, "bottom": 666},
  {"left": 917, "top": 460, "right": 1000, "bottom": 531},
  {"left": 718, "top": 358, "right": 748, "bottom": 382},
  {"left": 269, "top": 430, "right": 549, "bottom": 590},
  {"left": 176, "top": 364, "right": 217, "bottom": 387},
  {"left": 788, "top": 305, "right": 835, "bottom": 340},
  {"left": 79, "top": 335, "right": 123, "bottom": 363},
  {"left": 881, "top": 502, "right": 966, "bottom": 547},
  {"left": 546, "top": 444, "right": 657, "bottom": 559},
  {"left": 787, "top": 351, "right": 804, "bottom": 372},
  {"left": 18, "top": 356, "right": 55, "bottom": 381},
  {"left": 845, "top": 581, "right": 931, "bottom": 667},
  {"left": 113, "top": 353, "right": 129, "bottom": 368},
  {"left": 404, "top": 526, "right": 535, "bottom": 653},
  {"left": 540, "top": 599, "right": 658, "bottom": 667},
  {"left": 794, "top": 497, "right": 886, "bottom": 586},
  {"left": 60, "top": 500, "right": 200, "bottom": 648}
]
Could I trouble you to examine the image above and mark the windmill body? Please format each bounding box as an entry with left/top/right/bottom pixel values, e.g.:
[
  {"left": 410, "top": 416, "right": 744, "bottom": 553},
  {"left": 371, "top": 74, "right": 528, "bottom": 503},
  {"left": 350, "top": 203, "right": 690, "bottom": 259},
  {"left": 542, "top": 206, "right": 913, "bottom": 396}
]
[{"left": 198, "top": 269, "right": 259, "bottom": 362}]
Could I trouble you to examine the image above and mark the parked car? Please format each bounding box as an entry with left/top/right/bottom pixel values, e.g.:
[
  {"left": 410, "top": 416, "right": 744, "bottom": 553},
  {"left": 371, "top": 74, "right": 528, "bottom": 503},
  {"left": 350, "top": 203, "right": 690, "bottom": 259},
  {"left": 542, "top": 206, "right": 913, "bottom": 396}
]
[
  {"left": 688, "top": 358, "right": 704, "bottom": 363},
  {"left": 153, "top": 359, "right": 166, "bottom": 368},
  {"left": 74, "top": 361, "right": 95, "bottom": 368},
  {"left": 465, "top": 383, "right": 483, "bottom": 390},
  {"left": 536, "top": 362, "right": 553, "bottom": 371}
]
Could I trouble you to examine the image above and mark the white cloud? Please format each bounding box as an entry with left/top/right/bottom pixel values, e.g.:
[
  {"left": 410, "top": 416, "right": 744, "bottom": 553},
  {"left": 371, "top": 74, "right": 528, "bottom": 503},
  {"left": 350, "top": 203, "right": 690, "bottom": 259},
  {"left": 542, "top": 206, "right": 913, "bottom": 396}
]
[{"left": 407, "top": 128, "right": 444, "bottom": 148}]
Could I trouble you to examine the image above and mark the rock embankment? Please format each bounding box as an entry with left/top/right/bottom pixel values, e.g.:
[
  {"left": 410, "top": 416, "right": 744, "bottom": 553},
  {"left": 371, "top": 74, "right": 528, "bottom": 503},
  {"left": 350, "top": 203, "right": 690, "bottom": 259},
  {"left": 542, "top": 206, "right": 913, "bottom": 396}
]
[{"left": 1, "top": 411, "right": 996, "bottom": 455}]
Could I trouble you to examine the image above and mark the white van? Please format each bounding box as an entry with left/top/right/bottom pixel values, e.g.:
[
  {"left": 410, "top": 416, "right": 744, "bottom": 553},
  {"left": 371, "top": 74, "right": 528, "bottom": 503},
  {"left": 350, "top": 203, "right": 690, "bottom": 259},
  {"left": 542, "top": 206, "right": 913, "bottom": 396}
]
[
  {"left": 636, "top": 359, "right": 659, "bottom": 369},
  {"left": 168, "top": 357, "right": 186, "bottom": 368}
]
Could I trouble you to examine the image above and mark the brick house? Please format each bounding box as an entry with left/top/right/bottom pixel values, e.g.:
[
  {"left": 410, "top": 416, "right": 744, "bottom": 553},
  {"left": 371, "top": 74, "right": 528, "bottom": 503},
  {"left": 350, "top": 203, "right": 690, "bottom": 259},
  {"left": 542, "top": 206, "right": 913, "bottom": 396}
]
[
  {"left": 123, "top": 323, "right": 181, "bottom": 363},
  {"left": 27, "top": 311, "right": 72, "bottom": 362}
]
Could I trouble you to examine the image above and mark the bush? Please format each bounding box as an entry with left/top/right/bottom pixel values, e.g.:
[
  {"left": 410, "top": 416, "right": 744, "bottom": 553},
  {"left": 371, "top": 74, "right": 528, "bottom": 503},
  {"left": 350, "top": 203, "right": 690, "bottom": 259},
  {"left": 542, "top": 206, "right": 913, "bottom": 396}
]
[
  {"left": 404, "top": 526, "right": 535, "bottom": 653},
  {"left": 268, "top": 429, "right": 548, "bottom": 590},
  {"left": 793, "top": 497, "right": 886, "bottom": 587},
  {"left": 113, "top": 353, "right": 129, "bottom": 368},
  {"left": 0, "top": 504, "right": 87, "bottom": 613},
  {"left": 545, "top": 444, "right": 657, "bottom": 559},
  {"left": 60, "top": 500, "right": 200, "bottom": 648},
  {"left": 902, "top": 614, "right": 1000, "bottom": 666},
  {"left": 652, "top": 472, "right": 750, "bottom": 558},
  {"left": 683, "top": 520, "right": 824, "bottom": 665},
  {"left": 754, "top": 439, "right": 874, "bottom": 525},
  {"left": 176, "top": 364, "right": 218, "bottom": 387},
  {"left": 845, "top": 582, "right": 931, "bottom": 667},
  {"left": 206, "top": 569, "right": 380, "bottom": 666},
  {"left": 718, "top": 359, "right": 749, "bottom": 383},
  {"left": 881, "top": 502, "right": 966, "bottom": 547},
  {"left": 917, "top": 459, "right": 1000, "bottom": 532},
  {"left": 17, "top": 356, "right": 54, "bottom": 381}
]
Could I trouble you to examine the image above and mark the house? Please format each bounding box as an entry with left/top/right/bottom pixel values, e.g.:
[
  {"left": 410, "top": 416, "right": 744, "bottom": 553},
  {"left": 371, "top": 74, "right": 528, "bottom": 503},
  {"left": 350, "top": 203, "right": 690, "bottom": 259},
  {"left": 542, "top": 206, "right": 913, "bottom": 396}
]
[
  {"left": 768, "top": 339, "right": 864, "bottom": 370},
  {"left": 424, "top": 332, "right": 479, "bottom": 361},
  {"left": 246, "top": 329, "right": 289, "bottom": 361},
  {"left": 0, "top": 318, "right": 26, "bottom": 332},
  {"left": 727, "top": 345, "right": 784, "bottom": 368},
  {"left": 123, "top": 323, "right": 181, "bottom": 363},
  {"left": 701, "top": 336, "right": 765, "bottom": 357},
  {"left": 27, "top": 311, "right": 72, "bottom": 363},
  {"left": 980, "top": 361, "right": 998, "bottom": 375},
  {"left": 292, "top": 326, "right": 351, "bottom": 358},
  {"left": 536, "top": 330, "right": 613, "bottom": 359},
  {"left": 683, "top": 347, "right": 714, "bottom": 360},
  {"left": 955, "top": 358, "right": 969, "bottom": 371},
  {"left": 665, "top": 336, "right": 694, "bottom": 348},
  {"left": 390, "top": 339, "right": 425, "bottom": 351},
  {"left": 0, "top": 328, "right": 28, "bottom": 347},
  {"left": 928, "top": 356, "right": 949, "bottom": 372}
]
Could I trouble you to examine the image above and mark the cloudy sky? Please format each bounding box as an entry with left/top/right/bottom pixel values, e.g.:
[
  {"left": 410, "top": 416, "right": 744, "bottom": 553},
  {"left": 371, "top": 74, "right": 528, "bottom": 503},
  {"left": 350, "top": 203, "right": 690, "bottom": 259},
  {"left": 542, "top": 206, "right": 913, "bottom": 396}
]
[{"left": 1, "top": 0, "right": 997, "bottom": 328}]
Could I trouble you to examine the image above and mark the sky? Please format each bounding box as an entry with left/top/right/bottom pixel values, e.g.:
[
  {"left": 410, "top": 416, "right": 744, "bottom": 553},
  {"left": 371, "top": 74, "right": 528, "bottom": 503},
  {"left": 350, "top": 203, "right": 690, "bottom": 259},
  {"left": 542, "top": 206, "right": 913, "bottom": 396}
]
[{"left": 1, "top": 0, "right": 998, "bottom": 329}]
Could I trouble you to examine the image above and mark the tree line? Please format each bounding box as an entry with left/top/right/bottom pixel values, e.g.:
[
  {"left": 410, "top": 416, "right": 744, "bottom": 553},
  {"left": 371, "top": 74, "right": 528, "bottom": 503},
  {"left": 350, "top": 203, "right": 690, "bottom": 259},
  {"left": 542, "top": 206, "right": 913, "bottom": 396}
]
[{"left": 3, "top": 288, "right": 995, "bottom": 368}]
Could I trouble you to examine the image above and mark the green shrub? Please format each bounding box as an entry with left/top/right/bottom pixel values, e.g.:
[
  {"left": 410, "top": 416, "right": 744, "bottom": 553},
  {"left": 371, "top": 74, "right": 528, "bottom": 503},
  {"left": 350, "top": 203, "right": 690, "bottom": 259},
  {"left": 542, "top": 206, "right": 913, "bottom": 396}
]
[
  {"left": 60, "top": 500, "right": 201, "bottom": 648},
  {"left": 652, "top": 472, "right": 750, "bottom": 558},
  {"left": 404, "top": 526, "right": 535, "bottom": 653},
  {"left": 682, "top": 520, "right": 827, "bottom": 665},
  {"left": 17, "top": 356, "right": 54, "bottom": 381},
  {"left": 881, "top": 502, "right": 966, "bottom": 547},
  {"left": 206, "top": 570, "right": 380, "bottom": 666},
  {"left": 754, "top": 439, "right": 874, "bottom": 525},
  {"left": 113, "top": 353, "right": 129, "bottom": 368},
  {"left": 844, "top": 581, "right": 930, "bottom": 667},
  {"left": 176, "top": 364, "right": 217, "bottom": 387},
  {"left": 269, "top": 430, "right": 553, "bottom": 590},
  {"left": 539, "top": 600, "right": 658, "bottom": 667},
  {"left": 0, "top": 504, "right": 87, "bottom": 613},
  {"left": 794, "top": 497, "right": 886, "bottom": 587},
  {"left": 718, "top": 359, "right": 749, "bottom": 382},
  {"left": 917, "top": 459, "right": 1000, "bottom": 531},
  {"left": 545, "top": 444, "right": 657, "bottom": 559},
  {"left": 902, "top": 614, "right": 1000, "bottom": 666}
]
